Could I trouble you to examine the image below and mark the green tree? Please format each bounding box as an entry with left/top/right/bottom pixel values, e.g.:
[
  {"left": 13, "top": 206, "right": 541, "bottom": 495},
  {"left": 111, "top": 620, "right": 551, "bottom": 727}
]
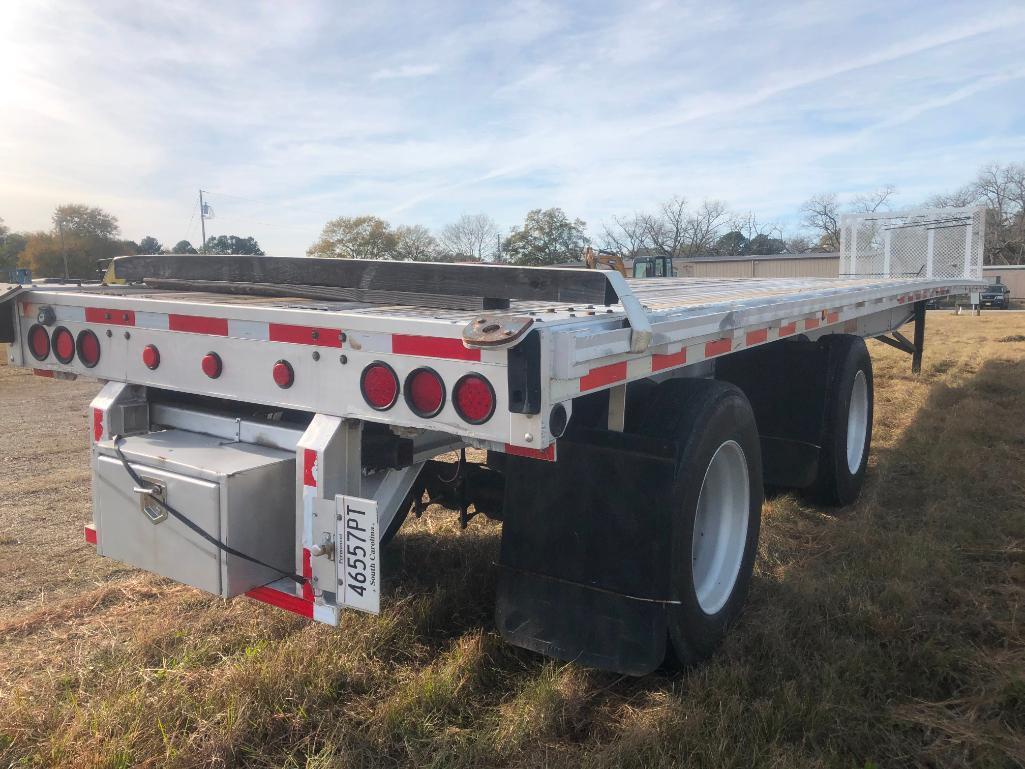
[
  {"left": 501, "top": 208, "right": 588, "bottom": 266},
  {"left": 0, "top": 232, "right": 27, "bottom": 273},
  {"left": 21, "top": 230, "right": 136, "bottom": 280},
  {"left": 52, "top": 204, "right": 120, "bottom": 240},
  {"left": 307, "top": 216, "right": 398, "bottom": 259},
  {"left": 138, "top": 236, "right": 163, "bottom": 254},
  {"left": 171, "top": 240, "right": 198, "bottom": 254},
  {"left": 203, "top": 235, "right": 264, "bottom": 255},
  {"left": 715, "top": 230, "right": 748, "bottom": 256},
  {"left": 394, "top": 225, "right": 439, "bottom": 261},
  {"left": 747, "top": 233, "right": 786, "bottom": 254}
]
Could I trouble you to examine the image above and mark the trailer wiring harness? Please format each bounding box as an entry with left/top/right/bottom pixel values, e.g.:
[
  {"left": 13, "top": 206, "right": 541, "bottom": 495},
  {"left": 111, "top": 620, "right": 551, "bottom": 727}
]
[{"left": 112, "top": 436, "right": 307, "bottom": 586}]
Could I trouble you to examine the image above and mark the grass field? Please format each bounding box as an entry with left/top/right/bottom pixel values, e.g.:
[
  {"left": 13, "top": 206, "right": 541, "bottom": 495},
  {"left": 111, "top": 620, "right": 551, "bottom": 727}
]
[{"left": 1, "top": 312, "right": 1024, "bottom": 769}]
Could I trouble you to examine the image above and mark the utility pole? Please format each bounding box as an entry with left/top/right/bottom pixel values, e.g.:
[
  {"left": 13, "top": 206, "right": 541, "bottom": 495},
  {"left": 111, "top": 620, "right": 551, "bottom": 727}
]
[
  {"left": 199, "top": 189, "right": 207, "bottom": 253},
  {"left": 57, "top": 219, "right": 70, "bottom": 281}
]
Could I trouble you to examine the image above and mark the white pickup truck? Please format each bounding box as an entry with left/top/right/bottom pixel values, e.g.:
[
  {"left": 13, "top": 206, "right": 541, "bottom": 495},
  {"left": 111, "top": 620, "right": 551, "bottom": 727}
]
[{"left": 0, "top": 206, "right": 986, "bottom": 675}]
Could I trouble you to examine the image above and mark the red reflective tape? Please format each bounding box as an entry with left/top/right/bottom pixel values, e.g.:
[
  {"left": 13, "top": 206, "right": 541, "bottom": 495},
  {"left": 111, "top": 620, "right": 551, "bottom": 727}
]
[
  {"left": 303, "top": 449, "right": 318, "bottom": 487},
  {"left": 704, "top": 338, "right": 732, "bottom": 357},
  {"left": 84, "top": 524, "right": 97, "bottom": 545},
  {"left": 246, "top": 585, "right": 314, "bottom": 618},
  {"left": 844, "top": 320, "right": 859, "bottom": 333},
  {"left": 779, "top": 322, "right": 797, "bottom": 336},
  {"left": 93, "top": 408, "right": 104, "bottom": 442},
  {"left": 85, "top": 307, "right": 136, "bottom": 326},
  {"left": 826, "top": 311, "right": 839, "bottom": 324},
  {"left": 168, "top": 314, "right": 228, "bottom": 336},
  {"left": 504, "top": 443, "right": 556, "bottom": 462},
  {"left": 579, "top": 361, "right": 627, "bottom": 391},
  {"left": 651, "top": 348, "right": 686, "bottom": 372},
  {"left": 32, "top": 368, "right": 54, "bottom": 378},
  {"left": 270, "top": 323, "right": 344, "bottom": 348},
  {"left": 745, "top": 328, "right": 768, "bottom": 346},
  {"left": 302, "top": 548, "right": 314, "bottom": 602},
  {"left": 804, "top": 318, "right": 820, "bottom": 330},
  {"left": 391, "top": 334, "right": 481, "bottom": 361}
]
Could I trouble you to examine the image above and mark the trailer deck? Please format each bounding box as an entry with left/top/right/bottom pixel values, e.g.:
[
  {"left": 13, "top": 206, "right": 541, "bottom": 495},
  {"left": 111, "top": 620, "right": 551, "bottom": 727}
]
[{"left": 5, "top": 273, "right": 977, "bottom": 453}]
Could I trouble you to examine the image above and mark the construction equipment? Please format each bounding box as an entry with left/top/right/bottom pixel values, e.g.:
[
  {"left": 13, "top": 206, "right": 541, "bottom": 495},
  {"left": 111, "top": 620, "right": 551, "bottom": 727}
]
[
  {"left": 584, "top": 246, "right": 677, "bottom": 279},
  {"left": 0, "top": 206, "right": 986, "bottom": 676}
]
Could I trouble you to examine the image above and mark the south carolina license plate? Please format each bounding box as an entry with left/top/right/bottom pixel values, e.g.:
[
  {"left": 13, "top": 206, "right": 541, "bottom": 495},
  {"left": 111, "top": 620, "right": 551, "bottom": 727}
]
[{"left": 336, "top": 495, "right": 380, "bottom": 614}]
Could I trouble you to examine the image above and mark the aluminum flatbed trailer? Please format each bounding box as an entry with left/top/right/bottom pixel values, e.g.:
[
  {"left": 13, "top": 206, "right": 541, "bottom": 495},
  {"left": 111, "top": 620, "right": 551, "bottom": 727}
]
[{"left": 0, "top": 207, "right": 987, "bottom": 675}]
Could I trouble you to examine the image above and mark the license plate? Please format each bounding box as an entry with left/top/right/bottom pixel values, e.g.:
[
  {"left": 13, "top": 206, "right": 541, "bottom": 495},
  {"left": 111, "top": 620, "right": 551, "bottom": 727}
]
[{"left": 336, "top": 495, "right": 380, "bottom": 614}]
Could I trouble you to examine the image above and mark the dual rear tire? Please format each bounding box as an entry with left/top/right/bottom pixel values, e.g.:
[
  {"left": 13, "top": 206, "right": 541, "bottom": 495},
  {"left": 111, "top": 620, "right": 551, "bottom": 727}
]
[
  {"left": 632, "top": 378, "right": 763, "bottom": 665},
  {"left": 634, "top": 335, "right": 874, "bottom": 665},
  {"left": 809, "top": 336, "right": 873, "bottom": 506}
]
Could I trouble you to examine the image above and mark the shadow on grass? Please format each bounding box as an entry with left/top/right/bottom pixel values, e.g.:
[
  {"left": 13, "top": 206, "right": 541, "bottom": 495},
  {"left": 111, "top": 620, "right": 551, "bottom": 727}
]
[{"left": 364, "top": 357, "right": 1025, "bottom": 768}]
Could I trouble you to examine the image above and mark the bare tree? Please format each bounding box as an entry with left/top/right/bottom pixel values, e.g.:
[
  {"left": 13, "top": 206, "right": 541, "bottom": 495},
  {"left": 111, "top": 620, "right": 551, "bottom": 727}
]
[
  {"left": 606, "top": 197, "right": 729, "bottom": 258},
  {"left": 800, "top": 193, "right": 842, "bottom": 251},
  {"left": 685, "top": 200, "right": 730, "bottom": 254},
  {"left": 394, "top": 225, "right": 439, "bottom": 262},
  {"left": 784, "top": 234, "right": 812, "bottom": 253},
  {"left": 851, "top": 184, "right": 897, "bottom": 213},
  {"left": 601, "top": 213, "right": 650, "bottom": 257},
  {"left": 972, "top": 163, "right": 1025, "bottom": 263},
  {"left": 645, "top": 196, "right": 689, "bottom": 257},
  {"left": 925, "top": 185, "right": 979, "bottom": 209},
  {"left": 439, "top": 214, "right": 500, "bottom": 262}
]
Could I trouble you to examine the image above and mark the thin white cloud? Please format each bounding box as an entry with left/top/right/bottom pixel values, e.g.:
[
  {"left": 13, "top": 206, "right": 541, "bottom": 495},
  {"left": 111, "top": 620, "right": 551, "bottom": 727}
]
[
  {"left": 0, "top": 0, "right": 1023, "bottom": 255},
  {"left": 372, "top": 64, "right": 441, "bottom": 80}
]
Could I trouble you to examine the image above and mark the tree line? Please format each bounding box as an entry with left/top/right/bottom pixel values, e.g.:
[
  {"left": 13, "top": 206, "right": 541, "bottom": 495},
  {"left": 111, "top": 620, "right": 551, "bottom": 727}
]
[
  {"left": 4, "top": 160, "right": 1023, "bottom": 279},
  {"left": 307, "top": 160, "right": 1024, "bottom": 267},
  {"left": 0, "top": 204, "right": 264, "bottom": 279}
]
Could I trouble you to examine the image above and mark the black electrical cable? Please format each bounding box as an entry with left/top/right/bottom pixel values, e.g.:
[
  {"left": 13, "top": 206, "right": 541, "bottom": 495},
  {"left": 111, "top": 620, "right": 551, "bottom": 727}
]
[{"left": 113, "top": 436, "right": 306, "bottom": 585}]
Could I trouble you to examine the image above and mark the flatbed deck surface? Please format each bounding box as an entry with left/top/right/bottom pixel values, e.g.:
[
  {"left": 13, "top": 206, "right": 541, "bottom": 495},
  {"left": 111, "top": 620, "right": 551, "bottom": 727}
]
[{"left": 29, "top": 275, "right": 973, "bottom": 326}]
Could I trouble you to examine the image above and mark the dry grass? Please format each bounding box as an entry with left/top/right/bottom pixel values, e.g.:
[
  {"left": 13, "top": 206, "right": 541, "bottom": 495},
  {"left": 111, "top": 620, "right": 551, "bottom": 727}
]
[{"left": 1, "top": 312, "right": 1024, "bottom": 769}]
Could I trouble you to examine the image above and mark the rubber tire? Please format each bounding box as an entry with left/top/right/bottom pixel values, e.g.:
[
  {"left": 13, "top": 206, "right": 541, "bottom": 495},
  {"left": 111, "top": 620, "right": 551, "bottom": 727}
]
[
  {"left": 807, "top": 335, "right": 873, "bottom": 507},
  {"left": 631, "top": 378, "right": 763, "bottom": 666}
]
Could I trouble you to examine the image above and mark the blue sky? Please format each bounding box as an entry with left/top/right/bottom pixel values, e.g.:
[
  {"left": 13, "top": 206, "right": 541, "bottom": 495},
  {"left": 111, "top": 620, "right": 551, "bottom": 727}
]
[{"left": 1, "top": 0, "right": 1023, "bottom": 254}]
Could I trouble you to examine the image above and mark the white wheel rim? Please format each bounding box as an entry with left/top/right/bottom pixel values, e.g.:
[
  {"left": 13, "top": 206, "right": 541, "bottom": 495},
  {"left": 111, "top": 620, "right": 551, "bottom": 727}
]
[
  {"left": 691, "top": 440, "right": 750, "bottom": 615},
  {"left": 846, "top": 370, "right": 868, "bottom": 474}
]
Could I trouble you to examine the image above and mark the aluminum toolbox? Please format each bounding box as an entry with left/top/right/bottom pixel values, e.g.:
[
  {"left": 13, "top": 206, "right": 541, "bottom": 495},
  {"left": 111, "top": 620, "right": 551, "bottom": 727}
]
[{"left": 93, "top": 429, "right": 295, "bottom": 598}]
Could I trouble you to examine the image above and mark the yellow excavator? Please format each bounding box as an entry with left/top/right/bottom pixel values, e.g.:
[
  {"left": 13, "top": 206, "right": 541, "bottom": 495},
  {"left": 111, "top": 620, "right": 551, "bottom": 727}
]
[{"left": 583, "top": 247, "right": 676, "bottom": 279}]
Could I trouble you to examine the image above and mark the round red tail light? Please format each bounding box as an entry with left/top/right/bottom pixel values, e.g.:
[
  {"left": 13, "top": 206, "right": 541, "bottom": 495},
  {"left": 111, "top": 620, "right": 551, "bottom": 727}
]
[
  {"left": 405, "top": 367, "right": 445, "bottom": 418},
  {"left": 201, "top": 352, "right": 222, "bottom": 379},
  {"left": 76, "top": 330, "right": 101, "bottom": 368},
  {"left": 27, "top": 324, "right": 50, "bottom": 361},
  {"left": 142, "top": 344, "right": 160, "bottom": 370},
  {"left": 361, "top": 362, "right": 399, "bottom": 410},
  {"left": 453, "top": 374, "right": 495, "bottom": 424},
  {"left": 52, "top": 327, "right": 75, "bottom": 364},
  {"left": 272, "top": 360, "right": 294, "bottom": 389}
]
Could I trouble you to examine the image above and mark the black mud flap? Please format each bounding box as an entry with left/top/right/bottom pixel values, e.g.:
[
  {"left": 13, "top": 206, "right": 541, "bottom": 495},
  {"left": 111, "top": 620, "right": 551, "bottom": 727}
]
[
  {"left": 716, "top": 338, "right": 832, "bottom": 488},
  {"left": 496, "top": 428, "right": 678, "bottom": 675}
]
